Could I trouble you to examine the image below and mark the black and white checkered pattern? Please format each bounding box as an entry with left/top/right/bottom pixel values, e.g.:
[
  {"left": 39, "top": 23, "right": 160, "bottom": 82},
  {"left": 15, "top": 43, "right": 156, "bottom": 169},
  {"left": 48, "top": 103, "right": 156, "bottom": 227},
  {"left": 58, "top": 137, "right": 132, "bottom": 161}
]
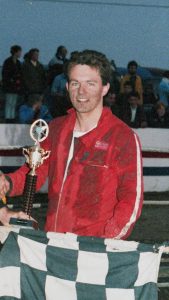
[{"left": 0, "top": 229, "right": 167, "bottom": 300}]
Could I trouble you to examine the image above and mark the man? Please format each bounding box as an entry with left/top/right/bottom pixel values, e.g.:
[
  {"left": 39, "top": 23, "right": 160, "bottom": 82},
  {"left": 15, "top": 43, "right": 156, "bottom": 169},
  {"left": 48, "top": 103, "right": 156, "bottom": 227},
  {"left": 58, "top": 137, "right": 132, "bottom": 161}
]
[
  {"left": 158, "top": 71, "right": 169, "bottom": 107},
  {"left": 121, "top": 91, "right": 147, "bottom": 128},
  {"left": 48, "top": 45, "right": 68, "bottom": 67},
  {"left": 120, "top": 60, "right": 143, "bottom": 105},
  {"left": 0, "top": 50, "right": 143, "bottom": 239},
  {"left": 22, "top": 48, "right": 46, "bottom": 96},
  {"left": 48, "top": 45, "right": 68, "bottom": 86},
  {"left": 2, "top": 45, "right": 23, "bottom": 123}
]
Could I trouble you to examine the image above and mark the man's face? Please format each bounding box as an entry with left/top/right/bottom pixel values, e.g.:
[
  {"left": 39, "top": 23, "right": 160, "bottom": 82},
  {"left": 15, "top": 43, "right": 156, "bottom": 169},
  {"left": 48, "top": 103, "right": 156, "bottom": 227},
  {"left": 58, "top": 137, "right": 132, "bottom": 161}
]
[
  {"left": 16, "top": 50, "right": 22, "bottom": 59},
  {"left": 66, "top": 64, "right": 109, "bottom": 116},
  {"left": 128, "top": 96, "right": 138, "bottom": 108},
  {"left": 157, "top": 106, "right": 165, "bottom": 117},
  {"left": 124, "top": 84, "right": 132, "bottom": 94},
  {"left": 31, "top": 51, "right": 39, "bottom": 61},
  {"left": 128, "top": 65, "right": 137, "bottom": 75}
]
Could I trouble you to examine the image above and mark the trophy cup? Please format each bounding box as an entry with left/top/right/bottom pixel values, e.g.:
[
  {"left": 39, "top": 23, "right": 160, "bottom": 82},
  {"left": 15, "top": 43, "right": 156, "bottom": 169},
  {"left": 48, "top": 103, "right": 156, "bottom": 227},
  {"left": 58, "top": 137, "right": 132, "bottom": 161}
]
[{"left": 10, "top": 119, "right": 50, "bottom": 229}]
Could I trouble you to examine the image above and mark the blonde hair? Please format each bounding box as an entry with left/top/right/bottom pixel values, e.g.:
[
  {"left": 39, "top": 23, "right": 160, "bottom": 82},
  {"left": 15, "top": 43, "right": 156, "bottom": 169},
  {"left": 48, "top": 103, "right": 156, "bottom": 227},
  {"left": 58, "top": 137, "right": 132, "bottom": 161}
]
[{"left": 155, "top": 101, "right": 166, "bottom": 110}]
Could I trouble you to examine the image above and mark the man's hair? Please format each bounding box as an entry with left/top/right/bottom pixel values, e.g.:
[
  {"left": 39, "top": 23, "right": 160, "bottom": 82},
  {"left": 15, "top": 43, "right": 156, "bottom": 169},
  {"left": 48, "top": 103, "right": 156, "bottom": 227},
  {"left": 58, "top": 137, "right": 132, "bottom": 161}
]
[
  {"left": 10, "top": 45, "right": 22, "bottom": 55},
  {"left": 28, "top": 48, "right": 39, "bottom": 59},
  {"left": 66, "top": 50, "right": 112, "bottom": 85},
  {"left": 56, "top": 45, "right": 67, "bottom": 57},
  {"left": 155, "top": 101, "right": 166, "bottom": 110},
  {"left": 127, "top": 60, "right": 138, "bottom": 69}
]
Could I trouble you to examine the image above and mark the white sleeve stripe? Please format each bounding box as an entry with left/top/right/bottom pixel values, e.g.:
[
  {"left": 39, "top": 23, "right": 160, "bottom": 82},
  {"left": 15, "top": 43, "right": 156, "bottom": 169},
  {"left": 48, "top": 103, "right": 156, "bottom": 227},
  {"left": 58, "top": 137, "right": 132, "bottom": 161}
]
[{"left": 114, "top": 133, "right": 142, "bottom": 239}]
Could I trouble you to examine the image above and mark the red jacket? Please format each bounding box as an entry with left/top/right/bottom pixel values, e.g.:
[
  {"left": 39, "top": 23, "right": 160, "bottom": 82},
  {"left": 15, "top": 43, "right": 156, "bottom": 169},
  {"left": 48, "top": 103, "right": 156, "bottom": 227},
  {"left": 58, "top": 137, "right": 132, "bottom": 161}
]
[{"left": 8, "top": 107, "right": 143, "bottom": 239}]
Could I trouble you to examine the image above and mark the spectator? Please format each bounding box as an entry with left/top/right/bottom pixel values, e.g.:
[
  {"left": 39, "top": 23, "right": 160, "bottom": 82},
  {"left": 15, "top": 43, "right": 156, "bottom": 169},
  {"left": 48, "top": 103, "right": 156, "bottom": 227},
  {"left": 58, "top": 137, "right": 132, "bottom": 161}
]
[
  {"left": 2, "top": 45, "right": 23, "bottom": 123},
  {"left": 121, "top": 91, "right": 147, "bottom": 128},
  {"left": 22, "top": 48, "right": 46, "bottom": 96},
  {"left": 18, "top": 93, "right": 52, "bottom": 124},
  {"left": 143, "top": 82, "right": 159, "bottom": 120},
  {"left": 109, "top": 60, "right": 120, "bottom": 95},
  {"left": 104, "top": 89, "right": 120, "bottom": 117},
  {"left": 120, "top": 60, "right": 143, "bottom": 105},
  {"left": 48, "top": 45, "right": 68, "bottom": 67},
  {"left": 148, "top": 101, "right": 169, "bottom": 128},
  {"left": 50, "top": 60, "right": 72, "bottom": 117},
  {"left": 117, "top": 81, "right": 133, "bottom": 117},
  {"left": 51, "top": 66, "right": 67, "bottom": 96},
  {"left": 158, "top": 71, "right": 169, "bottom": 107},
  {"left": 143, "top": 82, "right": 158, "bottom": 106},
  {"left": 47, "top": 45, "right": 68, "bottom": 86}
]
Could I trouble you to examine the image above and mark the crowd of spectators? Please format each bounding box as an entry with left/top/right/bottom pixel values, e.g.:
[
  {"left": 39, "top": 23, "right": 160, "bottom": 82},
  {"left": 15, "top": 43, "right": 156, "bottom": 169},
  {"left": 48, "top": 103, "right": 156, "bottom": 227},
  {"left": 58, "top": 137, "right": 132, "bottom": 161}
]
[{"left": 0, "top": 44, "right": 169, "bottom": 128}]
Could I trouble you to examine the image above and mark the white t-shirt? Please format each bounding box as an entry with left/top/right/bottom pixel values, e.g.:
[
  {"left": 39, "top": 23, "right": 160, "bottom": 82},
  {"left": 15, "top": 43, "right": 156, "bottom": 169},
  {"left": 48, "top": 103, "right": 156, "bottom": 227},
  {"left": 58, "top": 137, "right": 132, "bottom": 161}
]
[
  {"left": 62, "top": 125, "right": 97, "bottom": 184},
  {"left": 130, "top": 107, "right": 137, "bottom": 122}
]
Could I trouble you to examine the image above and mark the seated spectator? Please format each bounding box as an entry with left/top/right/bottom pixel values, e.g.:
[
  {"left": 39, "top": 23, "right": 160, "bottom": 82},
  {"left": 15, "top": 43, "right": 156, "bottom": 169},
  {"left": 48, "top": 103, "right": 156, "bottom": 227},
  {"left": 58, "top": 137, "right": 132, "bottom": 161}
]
[
  {"left": 158, "top": 71, "right": 169, "bottom": 107},
  {"left": 120, "top": 60, "right": 143, "bottom": 105},
  {"left": 121, "top": 91, "right": 147, "bottom": 128},
  {"left": 104, "top": 89, "right": 120, "bottom": 117},
  {"left": 148, "top": 101, "right": 169, "bottom": 128},
  {"left": 19, "top": 94, "right": 52, "bottom": 124}
]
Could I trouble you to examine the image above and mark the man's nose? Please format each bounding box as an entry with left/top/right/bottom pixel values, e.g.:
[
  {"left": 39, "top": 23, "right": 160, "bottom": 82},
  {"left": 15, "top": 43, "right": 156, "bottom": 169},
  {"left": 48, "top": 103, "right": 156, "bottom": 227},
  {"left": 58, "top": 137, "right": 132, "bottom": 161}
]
[{"left": 78, "top": 83, "right": 86, "bottom": 93}]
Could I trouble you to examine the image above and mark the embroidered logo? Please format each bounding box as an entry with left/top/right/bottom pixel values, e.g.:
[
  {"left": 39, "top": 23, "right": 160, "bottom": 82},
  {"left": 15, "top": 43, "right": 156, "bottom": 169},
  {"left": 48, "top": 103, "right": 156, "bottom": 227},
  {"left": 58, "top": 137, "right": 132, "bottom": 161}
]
[{"left": 95, "top": 141, "right": 109, "bottom": 150}]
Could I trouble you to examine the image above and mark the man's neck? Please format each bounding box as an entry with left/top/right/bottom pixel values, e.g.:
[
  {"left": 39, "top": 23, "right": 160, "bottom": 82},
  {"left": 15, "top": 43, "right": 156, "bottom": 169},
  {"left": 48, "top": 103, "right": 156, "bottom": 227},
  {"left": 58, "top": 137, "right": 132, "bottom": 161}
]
[
  {"left": 75, "top": 109, "right": 103, "bottom": 132},
  {"left": 12, "top": 56, "right": 17, "bottom": 63},
  {"left": 31, "top": 60, "right": 37, "bottom": 66}
]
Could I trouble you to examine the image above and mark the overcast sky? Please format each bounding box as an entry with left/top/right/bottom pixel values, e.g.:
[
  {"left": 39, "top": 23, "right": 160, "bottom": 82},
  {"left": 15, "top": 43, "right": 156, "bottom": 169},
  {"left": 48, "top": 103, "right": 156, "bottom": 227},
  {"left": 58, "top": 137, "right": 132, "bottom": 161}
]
[{"left": 0, "top": 0, "right": 168, "bottom": 68}]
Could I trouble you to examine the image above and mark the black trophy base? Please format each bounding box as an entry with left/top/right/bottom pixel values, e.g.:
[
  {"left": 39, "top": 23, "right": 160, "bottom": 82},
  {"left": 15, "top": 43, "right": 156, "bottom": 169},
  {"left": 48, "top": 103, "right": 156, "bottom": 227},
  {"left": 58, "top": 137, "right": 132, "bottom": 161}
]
[{"left": 9, "top": 217, "right": 38, "bottom": 230}]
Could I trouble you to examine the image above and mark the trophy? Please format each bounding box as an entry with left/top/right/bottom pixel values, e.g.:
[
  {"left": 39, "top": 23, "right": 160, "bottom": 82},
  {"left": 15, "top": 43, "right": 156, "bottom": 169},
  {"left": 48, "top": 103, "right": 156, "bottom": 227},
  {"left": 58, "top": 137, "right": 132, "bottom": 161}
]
[{"left": 10, "top": 119, "right": 50, "bottom": 229}]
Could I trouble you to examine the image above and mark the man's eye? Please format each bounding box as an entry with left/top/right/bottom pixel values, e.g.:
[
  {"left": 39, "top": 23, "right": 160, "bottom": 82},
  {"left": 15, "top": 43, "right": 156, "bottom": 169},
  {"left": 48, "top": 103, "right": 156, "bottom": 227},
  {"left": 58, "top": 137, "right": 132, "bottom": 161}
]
[
  {"left": 71, "top": 82, "right": 79, "bottom": 87},
  {"left": 88, "top": 82, "right": 95, "bottom": 86}
]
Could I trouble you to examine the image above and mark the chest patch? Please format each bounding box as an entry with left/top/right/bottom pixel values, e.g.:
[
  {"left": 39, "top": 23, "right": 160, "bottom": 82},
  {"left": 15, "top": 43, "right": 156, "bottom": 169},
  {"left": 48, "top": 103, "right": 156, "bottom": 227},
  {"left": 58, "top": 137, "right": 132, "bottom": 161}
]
[{"left": 95, "top": 140, "right": 109, "bottom": 150}]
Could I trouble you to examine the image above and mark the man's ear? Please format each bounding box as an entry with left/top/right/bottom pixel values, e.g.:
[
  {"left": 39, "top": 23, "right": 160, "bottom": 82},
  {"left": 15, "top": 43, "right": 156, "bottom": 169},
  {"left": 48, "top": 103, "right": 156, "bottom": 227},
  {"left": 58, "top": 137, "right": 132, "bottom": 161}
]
[
  {"left": 102, "top": 83, "right": 110, "bottom": 97},
  {"left": 66, "top": 82, "right": 69, "bottom": 91}
]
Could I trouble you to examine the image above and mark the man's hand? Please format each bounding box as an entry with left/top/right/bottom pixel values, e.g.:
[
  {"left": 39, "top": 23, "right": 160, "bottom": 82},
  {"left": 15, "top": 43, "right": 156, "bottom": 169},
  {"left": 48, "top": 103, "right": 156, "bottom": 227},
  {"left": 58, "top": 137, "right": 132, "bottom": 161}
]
[{"left": 0, "top": 206, "right": 32, "bottom": 226}]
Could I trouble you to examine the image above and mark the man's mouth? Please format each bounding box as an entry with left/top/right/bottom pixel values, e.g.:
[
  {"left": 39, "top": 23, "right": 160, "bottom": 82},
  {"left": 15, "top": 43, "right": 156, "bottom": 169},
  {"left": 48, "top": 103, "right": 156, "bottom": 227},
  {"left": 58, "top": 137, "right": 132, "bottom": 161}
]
[{"left": 77, "top": 98, "right": 88, "bottom": 102}]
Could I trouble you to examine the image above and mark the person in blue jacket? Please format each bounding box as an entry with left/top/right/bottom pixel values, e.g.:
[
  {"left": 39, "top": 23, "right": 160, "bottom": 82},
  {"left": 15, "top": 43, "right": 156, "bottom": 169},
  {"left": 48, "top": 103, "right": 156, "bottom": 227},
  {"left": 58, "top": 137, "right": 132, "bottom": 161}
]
[{"left": 19, "top": 93, "right": 52, "bottom": 124}]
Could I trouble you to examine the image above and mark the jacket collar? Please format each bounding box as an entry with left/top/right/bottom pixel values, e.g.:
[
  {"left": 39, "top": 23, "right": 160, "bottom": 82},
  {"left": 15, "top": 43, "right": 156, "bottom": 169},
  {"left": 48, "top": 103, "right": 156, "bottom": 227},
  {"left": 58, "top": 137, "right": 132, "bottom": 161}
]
[{"left": 66, "top": 107, "right": 114, "bottom": 148}]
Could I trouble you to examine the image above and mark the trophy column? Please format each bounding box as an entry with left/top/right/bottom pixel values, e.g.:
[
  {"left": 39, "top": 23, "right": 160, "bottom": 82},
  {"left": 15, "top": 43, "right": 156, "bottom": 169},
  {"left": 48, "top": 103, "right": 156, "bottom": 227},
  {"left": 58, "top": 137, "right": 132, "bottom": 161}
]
[
  {"left": 23, "top": 172, "right": 37, "bottom": 217},
  {"left": 10, "top": 119, "right": 50, "bottom": 229}
]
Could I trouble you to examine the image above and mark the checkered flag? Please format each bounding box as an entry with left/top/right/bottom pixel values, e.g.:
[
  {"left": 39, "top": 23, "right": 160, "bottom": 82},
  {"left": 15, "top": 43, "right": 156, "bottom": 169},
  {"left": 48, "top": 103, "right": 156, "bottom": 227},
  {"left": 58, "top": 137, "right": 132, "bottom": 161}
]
[{"left": 0, "top": 229, "right": 167, "bottom": 300}]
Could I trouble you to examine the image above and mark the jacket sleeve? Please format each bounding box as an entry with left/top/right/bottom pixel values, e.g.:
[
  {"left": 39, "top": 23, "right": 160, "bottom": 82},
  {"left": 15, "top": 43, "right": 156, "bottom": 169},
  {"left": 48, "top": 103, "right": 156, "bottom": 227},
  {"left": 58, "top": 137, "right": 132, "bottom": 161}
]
[{"left": 104, "top": 131, "right": 143, "bottom": 239}]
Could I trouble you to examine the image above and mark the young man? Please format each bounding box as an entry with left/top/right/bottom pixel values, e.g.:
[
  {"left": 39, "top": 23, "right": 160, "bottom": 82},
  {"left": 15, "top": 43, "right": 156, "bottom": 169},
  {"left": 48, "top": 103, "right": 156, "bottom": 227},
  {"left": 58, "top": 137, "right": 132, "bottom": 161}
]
[
  {"left": 121, "top": 91, "right": 147, "bottom": 128},
  {"left": 120, "top": 60, "right": 143, "bottom": 105},
  {"left": 0, "top": 50, "right": 143, "bottom": 239},
  {"left": 22, "top": 48, "right": 46, "bottom": 96}
]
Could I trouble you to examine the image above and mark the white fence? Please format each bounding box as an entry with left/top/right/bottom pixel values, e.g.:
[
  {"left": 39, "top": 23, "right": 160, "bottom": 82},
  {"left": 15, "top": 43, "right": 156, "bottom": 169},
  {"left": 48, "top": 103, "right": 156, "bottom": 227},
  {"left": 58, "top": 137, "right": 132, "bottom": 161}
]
[{"left": 0, "top": 125, "right": 169, "bottom": 192}]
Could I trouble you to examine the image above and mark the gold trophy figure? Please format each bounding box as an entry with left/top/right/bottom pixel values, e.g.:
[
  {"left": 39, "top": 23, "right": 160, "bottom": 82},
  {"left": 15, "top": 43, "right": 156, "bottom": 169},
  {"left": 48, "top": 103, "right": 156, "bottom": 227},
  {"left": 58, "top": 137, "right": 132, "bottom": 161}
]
[{"left": 10, "top": 119, "right": 50, "bottom": 229}]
